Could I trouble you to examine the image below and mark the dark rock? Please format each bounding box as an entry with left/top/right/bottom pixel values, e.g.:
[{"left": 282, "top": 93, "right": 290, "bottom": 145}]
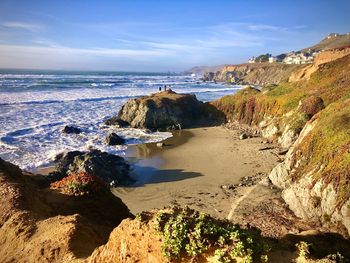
[
  {"left": 105, "top": 133, "right": 125, "bottom": 145},
  {"left": 221, "top": 184, "right": 235, "bottom": 190},
  {"left": 278, "top": 148, "right": 289, "bottom": 155},
  {"left": 62, "top": 125, "right": 81, "bottom": 134},
  {"left": 202, "top": 72, "right": 215, "bottom": 81},
  {"left": 48, "top": 150, "right": 133, "bottom": 186},
  {"left": 108, "top": 90, "right": 225, "bottom": 131},
  {"left": 239, "top": 133, "right": 248, "bottom": 140},
  {"left": 104, "top": 116, "right": 130, "bottom": 127}
]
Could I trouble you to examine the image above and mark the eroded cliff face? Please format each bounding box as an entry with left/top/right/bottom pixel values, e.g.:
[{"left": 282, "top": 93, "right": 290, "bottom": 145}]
[
  {"left": 213, "top": 54, "right": 350, "bottom": 235},
  {"left": 289, "top": 46, "right": 350, "bottom": 82},
  {"left": 0, "top": 158, "right": 132, "bottom": 262},
  {"left": 203, "top": 63, "right": 302, "bottom": 86},
  {"left": 269, "top": 99, "right": 350, "bottom": 235}
]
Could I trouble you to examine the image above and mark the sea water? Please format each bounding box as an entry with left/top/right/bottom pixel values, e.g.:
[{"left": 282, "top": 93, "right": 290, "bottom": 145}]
[{"left": 0, "top": 69, "right": 242, "bottom": 171}]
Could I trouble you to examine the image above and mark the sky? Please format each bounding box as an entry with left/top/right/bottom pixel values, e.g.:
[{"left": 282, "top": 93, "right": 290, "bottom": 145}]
[{"left": 0, "top": 0, "right": 349, "bottom": 72}]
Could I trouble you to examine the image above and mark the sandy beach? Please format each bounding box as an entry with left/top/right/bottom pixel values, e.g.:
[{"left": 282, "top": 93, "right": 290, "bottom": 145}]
[{"left": 113, "top": 126, "right": 280, "bottom": 219}]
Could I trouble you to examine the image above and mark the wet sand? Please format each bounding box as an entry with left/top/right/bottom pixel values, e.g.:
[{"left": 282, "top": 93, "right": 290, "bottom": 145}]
[{"left": 112, "top": 126, "right": 279, "bottom": 219}]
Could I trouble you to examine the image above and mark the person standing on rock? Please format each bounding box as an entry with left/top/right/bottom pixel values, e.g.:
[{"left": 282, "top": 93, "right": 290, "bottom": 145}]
[
  {"left": 159, "top": 86, "right": 161, "bottom": 92},
  {"left": 164, "top": 85, "right": 167, "bottom": 91}
]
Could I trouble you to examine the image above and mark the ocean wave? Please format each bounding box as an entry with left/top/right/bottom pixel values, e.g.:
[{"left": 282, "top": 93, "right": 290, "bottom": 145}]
[
  {"left": 0, "top": 94, "right": 141, "bottom": 106},
  {"left": 0, "top": 71, "right": 242, "bottom": 171}
]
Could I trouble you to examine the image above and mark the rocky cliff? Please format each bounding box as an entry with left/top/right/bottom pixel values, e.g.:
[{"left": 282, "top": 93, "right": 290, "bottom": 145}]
[
  {"left": 203, "top": 63, "right": 302, "bottom": 86},
  {"left": 106, "top": 89, "right": 225, "bottom": 131},
  {"left": 213, "top": 54, "right": 350, "bottom": 235},
  {"left": 0, "top": 158, "right": 132, "bottom": 262},
  {"left": 269, "top": 99, "right": 350, "bottom": 235},
  {"left": 289, "top": 45, "right": 350, "bottom": 82}
]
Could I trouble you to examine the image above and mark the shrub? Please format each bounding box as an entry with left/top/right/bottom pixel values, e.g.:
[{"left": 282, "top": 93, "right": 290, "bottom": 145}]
[
  {"left": 299, "top": 95, "right": 325, "bottom": 117},
  {"left": 50, "top": 172, "right": 107, "bottom": 196},
  {"left": 151, "top": 207, "right": 269, "bottom": 261}
]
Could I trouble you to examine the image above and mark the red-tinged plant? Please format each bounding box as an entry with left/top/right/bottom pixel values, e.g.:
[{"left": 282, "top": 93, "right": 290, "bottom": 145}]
[{"left": 50, "top": 172, "right": 107, "bottom": 196}]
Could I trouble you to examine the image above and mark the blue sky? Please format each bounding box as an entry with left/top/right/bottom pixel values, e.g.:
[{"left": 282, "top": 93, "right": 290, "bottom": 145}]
[{"left": 0, "top": 0, "right": 349, "bottom": 71}]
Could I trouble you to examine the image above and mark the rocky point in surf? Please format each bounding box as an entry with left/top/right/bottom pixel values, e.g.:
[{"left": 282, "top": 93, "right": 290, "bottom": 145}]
[{"left": 106, "top": 89, "right": 225, "bottom": 131}]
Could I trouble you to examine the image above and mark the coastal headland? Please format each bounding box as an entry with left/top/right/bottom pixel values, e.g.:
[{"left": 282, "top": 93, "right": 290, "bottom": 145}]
[{"left": 1, "top": 35, "right": 350, "bottom": 262}]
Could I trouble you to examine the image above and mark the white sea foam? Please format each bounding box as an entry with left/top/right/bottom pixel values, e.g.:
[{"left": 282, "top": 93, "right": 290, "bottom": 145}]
[{"left": 0, "top": 71, "right": 242, "bottom": 171}]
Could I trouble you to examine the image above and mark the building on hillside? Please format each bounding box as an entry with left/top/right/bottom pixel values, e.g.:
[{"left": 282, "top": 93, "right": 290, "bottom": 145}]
[
  {"left": 268, "top": 56, "right": 277, "bottom": 63},
  {"left": 282, "top": 52, "right": 314, "bottom": 64},
  {"left": 248, "top": 56, "right": 256, "bottom": 63},
  {"left": 327, "top": 33, "right": 340, "bottom": 39}
]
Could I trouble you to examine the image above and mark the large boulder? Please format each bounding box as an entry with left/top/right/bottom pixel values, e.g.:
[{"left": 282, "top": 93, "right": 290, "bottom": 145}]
[
  {"left": 62, "top": 125, "right": 81, "bottom": 134},
  {"left": 49, "top": 150, "right": 133, "bottom": 186},
  {"left": 104, "top": 117, "right": 129, "bottom": 127},
  {"left": 105, "top": 133, "right": 125, "bottom": 145},
  {"left": 105, "top": 90, "right": 225, "bottom": 131},
  {"left": 202, "top": 71, "right": 215, "bottom": 81}
]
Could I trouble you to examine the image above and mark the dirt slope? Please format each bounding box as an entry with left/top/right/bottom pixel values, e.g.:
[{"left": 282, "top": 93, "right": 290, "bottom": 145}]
[{"left": 0, "top": 158, "right": 132, "bottom": 262}]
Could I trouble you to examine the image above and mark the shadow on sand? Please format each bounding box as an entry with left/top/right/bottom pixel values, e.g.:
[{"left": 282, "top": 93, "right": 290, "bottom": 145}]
[
  {"left": 124, "top": 164, "right": 203, "bottom": 187},
  {"left": 268, "top": 231, "right": 350, "bottom": 262}
]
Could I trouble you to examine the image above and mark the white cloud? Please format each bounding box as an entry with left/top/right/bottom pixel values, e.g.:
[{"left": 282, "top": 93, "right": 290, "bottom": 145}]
[
  {"left": 247, "top": 24, "right": 286, "bottom": 31},
  {"left": 1, "top": 21, "right": 43, "bottom": 31},
  {"left": 0, "top": 44, "right": 173, "bottom": 58}
]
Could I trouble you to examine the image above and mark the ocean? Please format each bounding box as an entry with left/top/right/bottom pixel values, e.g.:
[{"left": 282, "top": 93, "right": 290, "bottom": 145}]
[{"left": 0, "top": 69, "right": 242, "bottom": 171}]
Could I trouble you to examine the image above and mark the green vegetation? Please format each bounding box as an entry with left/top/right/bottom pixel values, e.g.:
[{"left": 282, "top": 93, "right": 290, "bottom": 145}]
[
  {"left": 213, "top": 54, "right": 350, "bottom": 209},
  {"left": 293, "top": 99, "right": 350, "bottom": 207},
  {"left": 134, "top": 208, "right": 350, "bottom": 262},
  {"left": 214, "top": 55, "right": 350, "bottom": 125},
  {"left": 296, "top": 241, "right": 311, "bottom": 259},
  {"left": 255, "top": 53, "right": 272, "bottom": 63},
  {"left": 152, "top": 207, "right": 269, "bottom": 262}
]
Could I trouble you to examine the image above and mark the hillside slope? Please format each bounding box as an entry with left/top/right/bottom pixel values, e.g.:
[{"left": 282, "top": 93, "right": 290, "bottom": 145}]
[
  {"left": 213, "top": 54, "right": 350, "bottom": 234},
  {"left": 300, "top": 33, "right": 350, "bottom": 53},
  {"left": 203, "top": 63, "right": 302, "bottom": 86},
  {"left": 290, "top": 45, "right": 350, "bottom": 81},
  {"left": 196, "top": 33, "right": 350, "bottom": 86}
]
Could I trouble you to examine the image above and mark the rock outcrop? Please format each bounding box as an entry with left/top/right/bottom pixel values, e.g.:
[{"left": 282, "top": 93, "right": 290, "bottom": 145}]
[
  {"left": 0, "top": 158, "right": 132, "bottom": 262},
  {"left": 213, "top": 55, "right": 350, "bottom": 235},
  {"left": 289, "top": 46, "right": 350, "bottom": 82},
  {"left": 203, "top": 63, "right": 301, "bottom": 86},
  {"left": 104, "top": 117, "right": 129, "bottom": 127},
  {"left": 62, "top": 125, "right": 82, "bottom": 134},
  {"left": 269, "top": 99, "right": 350, "bottom": 235},
  {"left": 105, "top": 133, "right": 125, "bottom": 145},
  {"left": 106, "top": 90, "right": 225, "bottom": 131},
  {"left": 49, "top": 150, "right": 133, "bottom": 187}
]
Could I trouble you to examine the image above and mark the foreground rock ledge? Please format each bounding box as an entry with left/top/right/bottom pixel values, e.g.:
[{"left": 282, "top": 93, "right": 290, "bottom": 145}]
[
  {"left": 106, "top": 90, "right": 225, "bottom": 131},
  {"left": 0, "top": 158, "right": 132, "bottom": 262}
]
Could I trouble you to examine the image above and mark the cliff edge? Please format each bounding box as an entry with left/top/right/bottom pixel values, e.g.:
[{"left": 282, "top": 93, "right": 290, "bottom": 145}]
[
  {"left": 0, "top": 158, "right": 132, "bottom": 262},
  {"left": 213, "top": 54, "right": 350, "bottom": 235}
]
